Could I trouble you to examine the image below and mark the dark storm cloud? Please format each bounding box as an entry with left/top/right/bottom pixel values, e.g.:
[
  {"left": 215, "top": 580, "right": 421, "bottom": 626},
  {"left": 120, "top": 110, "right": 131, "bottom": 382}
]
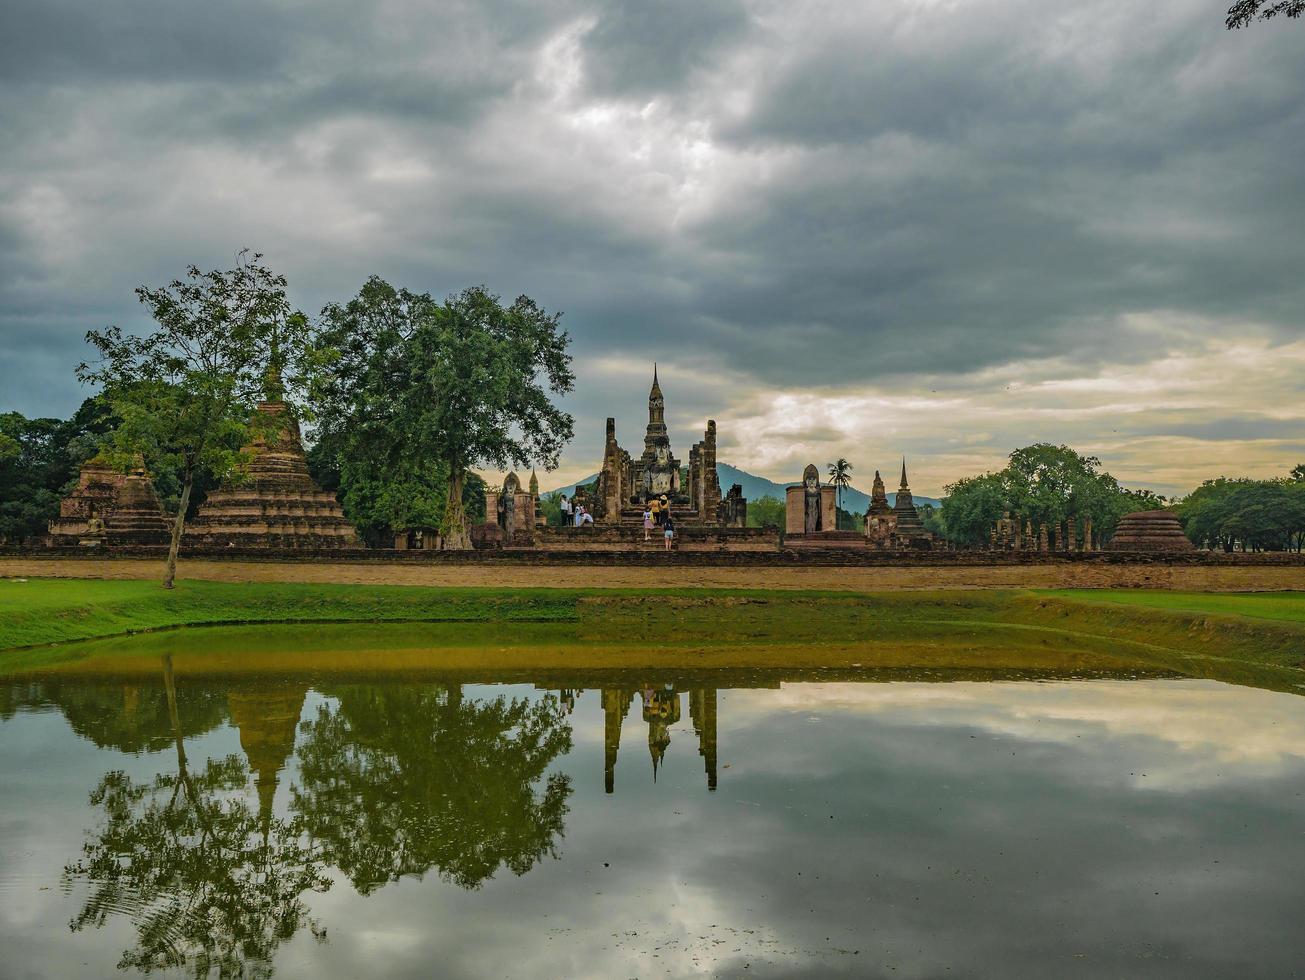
[{"left": 0, "top": 0, "right": 1301, "bottom": 488}]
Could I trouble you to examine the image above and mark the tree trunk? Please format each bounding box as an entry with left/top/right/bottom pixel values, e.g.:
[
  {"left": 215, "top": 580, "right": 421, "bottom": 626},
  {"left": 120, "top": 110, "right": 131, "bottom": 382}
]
[
  {"left": 162, "top": 472, "right": 192, "bottom": 590},
  {"left": 441, "top": 465, "right": 473, "bottom": 550}
]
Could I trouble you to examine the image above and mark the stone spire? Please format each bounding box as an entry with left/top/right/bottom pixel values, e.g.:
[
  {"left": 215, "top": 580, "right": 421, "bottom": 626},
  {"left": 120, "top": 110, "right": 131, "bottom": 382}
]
[
  {"left": 646, "top": 364, "right": 666, "bottom": 433},
  {"left": 528, "top": 469, "right": 540, "bottom": 497},
  {"left": 868, "top": 469, "right": 891, "bottom": 516},
  {"left": 892, "top": 457, "right": 926, "bottom": 534}
]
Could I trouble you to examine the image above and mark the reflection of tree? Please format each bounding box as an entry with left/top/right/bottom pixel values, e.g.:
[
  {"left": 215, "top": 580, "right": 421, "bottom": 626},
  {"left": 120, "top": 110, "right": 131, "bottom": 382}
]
[
  {"left": 47, "top": 680, "right": 228, "bottom": 753},
  {"left": 62, "top": 658, "right": 329, "bottom": 978},
  {"left": 292, "top": 684, "right": 573, "bottom": 892}
]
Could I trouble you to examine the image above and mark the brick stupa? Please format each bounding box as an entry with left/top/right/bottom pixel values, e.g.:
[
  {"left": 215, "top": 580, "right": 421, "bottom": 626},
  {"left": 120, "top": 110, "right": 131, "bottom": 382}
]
[
  {"left": 1106, "top": 510, "right": 1195, "bottom": 553},
  {"left": 48, "top": 455, "right": 171, "bottom": 546},
  {"left": 187, "top": 391, "right": 360, "bottom": 550}
]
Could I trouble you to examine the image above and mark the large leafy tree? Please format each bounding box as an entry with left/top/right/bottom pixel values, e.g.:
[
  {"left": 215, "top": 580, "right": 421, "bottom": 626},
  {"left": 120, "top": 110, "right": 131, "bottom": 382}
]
[
  {"left": 308, "top": 277, "right": 486, "bottom": 544},
  {"left": 938, "top": 444, "right": 1161, "bottom": 548},
  {"left": 291, "top": 684, "right": 573, "bottom": 891},
  {"left": 1227, "top": 1, "right": 1304, "bottom": 27},
  {"left": 77, "top": 252, "right": 307, "bottom": 588},
  {"left": 311, "top": 280, "right": 573, "bottom": 549},
  {"left": 1177, "top": 474, "right": 1305, "bottom": 552}
]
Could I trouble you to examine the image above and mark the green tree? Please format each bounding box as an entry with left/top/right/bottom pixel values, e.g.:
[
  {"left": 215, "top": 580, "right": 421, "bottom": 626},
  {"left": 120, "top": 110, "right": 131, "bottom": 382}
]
[
  {"left": 63, "top": 658, "right": 329, "bottom": 977},
  {"left": 77, "top": 252, "right": 307, "bottom": 588},
  {"left": 1227, "top": 0, "right": 1303, "bottom": 27},
  {"left": 827, "top": 458, "right": 853, "bottom": 529},
  {"left": 292, "top": 684, "right": 573, "bottom": 891},
  {"left": 0, "top": 398, "right": 116, "bottom": 543},
  {"left": 747, "top": 494, "right": 785, "bottom": 529},
  {"left": 311, "top": 280, "right": 572, "bottom": 549},
  {"left": 938, "top": 444, "right": 1157, "bottom": 548},
  {"left": 1291, "top": 463, "right": 1305, "bottom": 482}
]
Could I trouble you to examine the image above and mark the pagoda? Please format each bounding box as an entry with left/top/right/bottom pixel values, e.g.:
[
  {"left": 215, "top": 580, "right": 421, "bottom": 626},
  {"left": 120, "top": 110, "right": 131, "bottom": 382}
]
[
  {"left": 891, "top": 459, "right": 932, "bottom": 544},
  {"left": 48, "top": 455, "right": 171, "bottom": 546},
  {"left": 187, "top": 376, "right": 361, "bottom": 549}
]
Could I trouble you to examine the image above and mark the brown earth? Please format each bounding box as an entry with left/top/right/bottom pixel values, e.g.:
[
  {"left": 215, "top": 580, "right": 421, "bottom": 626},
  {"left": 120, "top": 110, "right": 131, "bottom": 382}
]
[{"left": 2, "top": 557, "right": 1303, "bottom": 591}]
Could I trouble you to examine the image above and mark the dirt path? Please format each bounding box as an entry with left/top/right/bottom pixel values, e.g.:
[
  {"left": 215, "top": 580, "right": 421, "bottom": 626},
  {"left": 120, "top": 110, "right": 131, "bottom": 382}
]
[{"left": 3, "top": 557, "right": 1303, "bottom": 592}]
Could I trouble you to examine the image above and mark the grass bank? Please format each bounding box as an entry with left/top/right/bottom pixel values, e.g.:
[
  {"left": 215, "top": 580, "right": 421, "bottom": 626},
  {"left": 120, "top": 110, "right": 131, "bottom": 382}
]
[{"left": 3, "top": 579, "right": 1305, "bottom": 684}]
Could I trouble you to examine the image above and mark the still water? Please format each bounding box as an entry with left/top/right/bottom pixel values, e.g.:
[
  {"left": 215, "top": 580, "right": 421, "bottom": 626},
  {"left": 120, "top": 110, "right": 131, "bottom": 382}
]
[{"left": 2, "top": 626, "right": 1305, "bottom": 979}]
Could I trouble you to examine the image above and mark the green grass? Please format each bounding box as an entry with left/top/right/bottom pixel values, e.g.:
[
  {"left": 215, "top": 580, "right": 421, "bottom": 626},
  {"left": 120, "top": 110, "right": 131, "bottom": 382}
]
[
  {"left": 1046, "top": 589, "right": 1305, "bottom": 624},
  {"left": 0, "top": 578, "right": 578, "bottom": 651},
  {"left": 3, "top": 580, "right": 1305, "bottom": 697}
]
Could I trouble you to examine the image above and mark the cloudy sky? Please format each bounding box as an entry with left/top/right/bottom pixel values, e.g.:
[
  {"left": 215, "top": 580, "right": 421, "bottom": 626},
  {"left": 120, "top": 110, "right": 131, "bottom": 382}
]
[{"left": 1, "top": 0, "right": 1302, "bottom": 497}]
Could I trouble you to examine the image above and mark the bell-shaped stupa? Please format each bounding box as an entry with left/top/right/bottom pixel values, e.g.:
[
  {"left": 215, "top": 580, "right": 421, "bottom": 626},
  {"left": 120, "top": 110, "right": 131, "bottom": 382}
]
[
  {"left": 1105, "top": 510, "right": 1194, "bottom": 553},
  {"left": 187, "top": 374, "right": 360, "bottom": 549}
]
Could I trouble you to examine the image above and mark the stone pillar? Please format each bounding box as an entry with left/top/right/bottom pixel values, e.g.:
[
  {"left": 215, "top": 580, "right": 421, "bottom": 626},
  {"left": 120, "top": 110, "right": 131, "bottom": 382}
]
[
  {"left": 1083, "top": 515, "right": 1094, "bottom": 552},
  {"left": 1068, "top": 520, "right": 1078, "bottom": 553},
  {"left": 1038, "top": 523, "right": 1049, "bottom": 552}
]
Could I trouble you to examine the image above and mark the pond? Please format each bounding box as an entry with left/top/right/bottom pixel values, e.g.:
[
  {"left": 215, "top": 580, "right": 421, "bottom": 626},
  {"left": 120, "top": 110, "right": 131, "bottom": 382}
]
[{"left": 2, "top": 623, "right": 1305, "bottom": 978}]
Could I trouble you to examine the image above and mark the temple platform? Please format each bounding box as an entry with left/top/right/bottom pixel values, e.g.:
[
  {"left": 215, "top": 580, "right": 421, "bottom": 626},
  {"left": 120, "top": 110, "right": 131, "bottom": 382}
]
[{"left": 534, "top": 525, "right": 778, "bottom": 551}]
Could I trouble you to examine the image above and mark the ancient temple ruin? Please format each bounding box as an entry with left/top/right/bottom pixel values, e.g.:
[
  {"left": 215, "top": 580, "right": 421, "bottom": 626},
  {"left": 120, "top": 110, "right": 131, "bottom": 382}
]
[
  {"left": 187, "top": 392, "right": 361, "bottom": 549},
  {"left": 1106, "top": 510, "right": 1195, "bottom": 553},
  {"left": 582, "top": 367, "right": 740, "bottom": 527},
  {"left": 48, "top": 455, "right": 172, "bottom": 547},
  {"left": 890, "top": 459, "right": 933, "bottom": 547}
]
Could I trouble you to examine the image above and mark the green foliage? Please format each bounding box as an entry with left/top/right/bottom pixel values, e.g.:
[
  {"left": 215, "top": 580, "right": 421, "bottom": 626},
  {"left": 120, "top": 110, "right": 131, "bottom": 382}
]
[
  {"left": 538, "top": 490, "right": 564, "bottom": 527},
  {"left": 0, "top": 398, "right": 116, "bottom": 542},
  {"left": 77, "top": 252, "right": 306, "bottom": 586},
  {"left": 747, "top": 494, "right": 785, "bottom": 529},
  {"left": 292, "top": 685, "right": 572, "bottom": 891},
  {"left": 1176, "top": 474, "right": 1305, "bottom": 552},
  {"left": 937, "top": 444, "right": 1161, "bottom": 547},
  {"left": 310, "top": 278, "right": 572, "bottom": 548},
  {"left": 1227, "top": 0, "right": 1304, "bottom": 28}
]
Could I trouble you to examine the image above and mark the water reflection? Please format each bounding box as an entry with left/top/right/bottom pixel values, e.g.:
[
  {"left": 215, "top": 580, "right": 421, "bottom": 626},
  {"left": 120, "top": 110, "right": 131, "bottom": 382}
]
[
  {"left": 3, "top": 640, "right": 1305, "bottom": 979},
  {"left": 292, "top": 682, "right": 572, "bottom": 892},
  {"left": 63, "top": 657, "right": 328, "bottom": 978}
]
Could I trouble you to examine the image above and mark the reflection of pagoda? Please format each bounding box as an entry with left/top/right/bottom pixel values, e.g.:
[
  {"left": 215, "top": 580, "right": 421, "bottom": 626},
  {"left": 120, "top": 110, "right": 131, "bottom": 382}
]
[
  {"left": 226, "top": 684, "right": 308, "bottom": 830},
  {"left": 601, "top": 686, "right": 718, "bottom": 794}
]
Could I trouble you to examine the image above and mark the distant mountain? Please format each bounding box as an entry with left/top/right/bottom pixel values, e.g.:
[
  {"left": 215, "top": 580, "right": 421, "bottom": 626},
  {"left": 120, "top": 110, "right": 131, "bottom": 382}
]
[{"left": 548, "top": 462, "right": 939, "bottom": 512}]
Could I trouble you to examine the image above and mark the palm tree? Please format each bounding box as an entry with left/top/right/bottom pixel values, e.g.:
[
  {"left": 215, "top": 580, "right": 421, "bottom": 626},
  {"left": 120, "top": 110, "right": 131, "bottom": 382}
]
[{"left": 827, "top": 458, "right": 853, "bottom": 530}]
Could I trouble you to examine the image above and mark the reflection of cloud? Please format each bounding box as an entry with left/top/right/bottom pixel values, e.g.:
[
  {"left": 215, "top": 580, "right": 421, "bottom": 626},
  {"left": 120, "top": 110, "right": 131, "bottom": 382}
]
[{"left": 724, "top": 679, "right": 1305, "bottom": 790}]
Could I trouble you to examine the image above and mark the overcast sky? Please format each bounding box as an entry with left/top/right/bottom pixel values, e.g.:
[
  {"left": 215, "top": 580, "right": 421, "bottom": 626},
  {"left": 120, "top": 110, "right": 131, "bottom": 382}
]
[{"left": 1, "top": 0, "right": 1302, "bottom": 497}]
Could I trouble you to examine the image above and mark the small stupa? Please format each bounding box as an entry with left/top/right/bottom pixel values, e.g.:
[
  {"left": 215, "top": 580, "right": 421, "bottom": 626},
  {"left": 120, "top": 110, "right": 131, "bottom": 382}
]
[
  {"left": 891, "top": 459, "right": 928, "bottom": 537},
  {"left": 1106, "top": 510, "right": 1195, "bottom": 553},
  {"left": 867, "top": 470, "right": 893, "bottom": 516},
  {"left": 187, "top": 371, "right": 361, "bottom": 549},
  {"left": 48, "top": 454, "right": 171, "bottom": 546}
]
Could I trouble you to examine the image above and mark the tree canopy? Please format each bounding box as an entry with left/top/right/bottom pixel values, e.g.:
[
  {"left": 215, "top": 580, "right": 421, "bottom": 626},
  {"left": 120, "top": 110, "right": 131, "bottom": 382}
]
[
  {"left": 1176, "top": 472, "right": 1305, "bottom": 552},
  {"left": 77, "top": 252, "right": 307, "bottom": 587},
  {"left": 1227, "top": 0, "right": 1304, "bottom": 27},
  {"left": 310, "top": 279, "right": 572, "bottom": 548},
  {"left": 935, "top": 444, "right": 1164, "bottom": 547}
]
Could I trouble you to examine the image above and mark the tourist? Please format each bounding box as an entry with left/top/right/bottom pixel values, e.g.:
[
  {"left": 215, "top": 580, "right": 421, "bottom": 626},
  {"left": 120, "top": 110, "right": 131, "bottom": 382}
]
[
  {"left": 560, "top": 494, "right": 572, "bottom": 526},
  {"left": 642, "top": 504, "right": 653, "bottom": 541},
  {"left": 663, "top": 514, "right": 675, "bottom": 550},
  {"left": 579, "top": 506, "right": 594, "bottom": 526},
  {"left": 573, "top": 503, "right": 584, "bottom": 527},
  {"left": 649, "top": 495, "right": 661, "bottom": 527},
  {"left": 659, "top": 494, "right": 669, "bottom": 527}
]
